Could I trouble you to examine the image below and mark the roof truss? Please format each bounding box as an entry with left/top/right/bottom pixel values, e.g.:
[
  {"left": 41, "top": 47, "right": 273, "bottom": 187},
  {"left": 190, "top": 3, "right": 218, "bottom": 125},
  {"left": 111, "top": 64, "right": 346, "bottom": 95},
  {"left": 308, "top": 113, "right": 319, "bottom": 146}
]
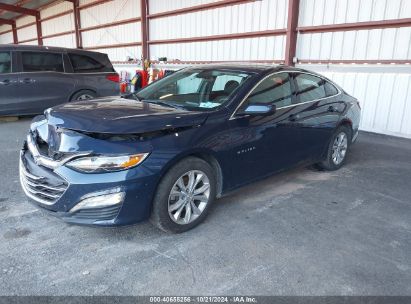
[
  {"left": 0, "top": 3, "right": 37, "bottom": 16},
  {"left": 0, "top": 17, "right": 15, "bottom": 25}
]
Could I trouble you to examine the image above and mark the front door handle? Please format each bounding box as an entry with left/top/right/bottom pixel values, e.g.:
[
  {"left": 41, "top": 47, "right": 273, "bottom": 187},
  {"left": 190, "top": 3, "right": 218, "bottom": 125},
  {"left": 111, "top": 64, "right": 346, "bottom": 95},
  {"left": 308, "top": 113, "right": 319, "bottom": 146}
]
[
  {"left": 289, "top": 114, "right": 300, "bottom": 121},
  {"left": 20, "top": 78, "right": 36, "bottom": 84}
]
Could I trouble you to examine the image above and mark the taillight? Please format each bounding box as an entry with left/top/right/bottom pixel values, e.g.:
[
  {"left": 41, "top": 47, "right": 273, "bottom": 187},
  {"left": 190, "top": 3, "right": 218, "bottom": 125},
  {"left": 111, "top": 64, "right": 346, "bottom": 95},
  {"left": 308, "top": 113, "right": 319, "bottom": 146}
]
[{"left": 106, "top": 74, "right": 120, "bottom": 83}]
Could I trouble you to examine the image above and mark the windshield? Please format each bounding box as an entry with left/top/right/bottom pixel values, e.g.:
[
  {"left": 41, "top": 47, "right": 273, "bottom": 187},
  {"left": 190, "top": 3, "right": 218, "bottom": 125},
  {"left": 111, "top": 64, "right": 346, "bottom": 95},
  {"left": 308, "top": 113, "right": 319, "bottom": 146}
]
[{"left": 133, "top": 68, "right": 254, "bottom": 111}]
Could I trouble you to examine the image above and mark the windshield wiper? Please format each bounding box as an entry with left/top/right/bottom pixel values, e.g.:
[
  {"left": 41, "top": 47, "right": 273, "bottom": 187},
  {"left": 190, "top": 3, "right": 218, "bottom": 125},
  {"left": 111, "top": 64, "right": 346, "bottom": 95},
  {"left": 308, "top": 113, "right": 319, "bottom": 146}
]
[{"left": 126, "top": 95, "right": 186, "bottom": 110}]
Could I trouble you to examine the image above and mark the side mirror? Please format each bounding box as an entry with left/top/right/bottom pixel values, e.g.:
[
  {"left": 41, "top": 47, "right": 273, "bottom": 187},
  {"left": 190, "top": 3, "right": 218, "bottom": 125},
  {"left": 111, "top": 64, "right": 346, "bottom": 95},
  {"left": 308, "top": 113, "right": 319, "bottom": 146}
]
[{"left": 238, "top": 103, "right": 276, "bottom": 116}]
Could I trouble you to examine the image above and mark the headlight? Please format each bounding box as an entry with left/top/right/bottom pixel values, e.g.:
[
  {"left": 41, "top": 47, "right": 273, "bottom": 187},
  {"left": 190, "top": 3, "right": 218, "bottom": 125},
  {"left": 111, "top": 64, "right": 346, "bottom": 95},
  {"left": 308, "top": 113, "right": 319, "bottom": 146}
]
[{"left": 66, "top": 153, "right": 149, "bottom": 173}]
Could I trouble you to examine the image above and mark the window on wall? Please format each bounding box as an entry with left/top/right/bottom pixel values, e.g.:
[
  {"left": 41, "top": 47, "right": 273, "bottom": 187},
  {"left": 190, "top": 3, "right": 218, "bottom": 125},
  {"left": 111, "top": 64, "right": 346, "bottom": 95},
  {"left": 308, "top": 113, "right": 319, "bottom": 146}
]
[
  {"left": 0, "top": 52, "right": 11, "bottom": 74},
  {"left": 22, "top": 52, "right": 64, "bottom": 72},
  {"left": 294, "top": 73, "right": 328, "bottom": 103},
  {"left": 69, "top": 53, "right": 114, "bottom": 73},
  {"left": 245, "top": 73, "right": 293, "bottom": 108}
]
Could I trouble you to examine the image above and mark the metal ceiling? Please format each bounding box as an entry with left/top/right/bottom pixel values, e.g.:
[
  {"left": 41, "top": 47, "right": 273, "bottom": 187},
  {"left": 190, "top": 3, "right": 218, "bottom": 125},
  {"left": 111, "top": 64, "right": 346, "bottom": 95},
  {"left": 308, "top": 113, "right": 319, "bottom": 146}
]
[{"left": 0, "top": 0, "right": 57, "bottom": 20}]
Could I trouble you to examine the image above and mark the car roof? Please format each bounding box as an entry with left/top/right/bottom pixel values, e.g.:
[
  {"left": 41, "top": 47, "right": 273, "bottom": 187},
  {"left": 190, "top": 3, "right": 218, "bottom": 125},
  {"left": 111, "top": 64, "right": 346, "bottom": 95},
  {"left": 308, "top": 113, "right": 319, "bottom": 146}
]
[
  {"left": 0, "top": 44, "right": 105, "bottom": 56},
  {"left": 186, "top": 63, "right": 315, "bottom": 74}
]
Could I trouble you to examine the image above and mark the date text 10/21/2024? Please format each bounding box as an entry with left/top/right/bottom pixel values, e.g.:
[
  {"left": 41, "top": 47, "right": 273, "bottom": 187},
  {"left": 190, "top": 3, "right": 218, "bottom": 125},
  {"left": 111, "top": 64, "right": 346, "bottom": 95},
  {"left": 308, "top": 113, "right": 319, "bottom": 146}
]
[{"left": 149, "top": 296, "right": 258, "bottom": 303}]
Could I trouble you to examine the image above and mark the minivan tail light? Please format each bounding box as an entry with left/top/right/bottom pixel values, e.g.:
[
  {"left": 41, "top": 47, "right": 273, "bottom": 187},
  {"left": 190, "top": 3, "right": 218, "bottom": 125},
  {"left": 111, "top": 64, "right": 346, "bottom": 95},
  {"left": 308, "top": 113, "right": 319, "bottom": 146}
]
[{"left": 106, "top": 74, "right": 120, "bottom": 83}]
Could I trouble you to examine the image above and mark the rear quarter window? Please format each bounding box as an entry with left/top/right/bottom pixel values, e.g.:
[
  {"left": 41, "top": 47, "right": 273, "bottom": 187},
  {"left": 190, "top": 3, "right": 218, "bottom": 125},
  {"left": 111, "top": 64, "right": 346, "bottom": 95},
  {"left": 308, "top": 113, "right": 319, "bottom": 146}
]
[
  {"left": 69, "top": 53, "right": 114, "bottom": 73},
  {"left": 324, "top": 80, "right": 339, "bottom": 96}
]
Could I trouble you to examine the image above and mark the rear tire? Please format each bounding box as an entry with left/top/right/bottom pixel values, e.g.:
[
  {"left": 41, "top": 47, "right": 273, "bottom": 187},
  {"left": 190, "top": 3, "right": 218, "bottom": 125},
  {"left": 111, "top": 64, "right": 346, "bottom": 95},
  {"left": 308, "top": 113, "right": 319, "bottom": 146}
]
[
  {"left": 150, "top": 157, "right": 216, "bottom": 233},
  {"left": 70, "top": 90, "right": 96, "bottom": 101},
  {"left": 317, "top": 125, "right": 352, "bottom": 171}
]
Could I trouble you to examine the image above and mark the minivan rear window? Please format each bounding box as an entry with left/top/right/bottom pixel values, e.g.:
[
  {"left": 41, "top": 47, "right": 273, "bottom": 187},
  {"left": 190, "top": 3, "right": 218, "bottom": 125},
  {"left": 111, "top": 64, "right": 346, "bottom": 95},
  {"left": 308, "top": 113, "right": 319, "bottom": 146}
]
[
  {"left": 68, "top": 53, "right": 114, "bottom": 73},
  {"left": 22, "top": 52, "right": 64, "bottom": 72},
  {"left": 0, "top": 52, "right": 11, "bottom": 74}
]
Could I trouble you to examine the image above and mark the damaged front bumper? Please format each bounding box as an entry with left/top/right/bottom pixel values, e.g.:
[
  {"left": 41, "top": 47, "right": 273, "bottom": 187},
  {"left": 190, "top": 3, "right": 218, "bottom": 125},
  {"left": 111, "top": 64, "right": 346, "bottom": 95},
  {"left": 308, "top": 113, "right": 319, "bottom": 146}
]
[{"left": 19, "top": 123, "right": 159, "bottom": 226}]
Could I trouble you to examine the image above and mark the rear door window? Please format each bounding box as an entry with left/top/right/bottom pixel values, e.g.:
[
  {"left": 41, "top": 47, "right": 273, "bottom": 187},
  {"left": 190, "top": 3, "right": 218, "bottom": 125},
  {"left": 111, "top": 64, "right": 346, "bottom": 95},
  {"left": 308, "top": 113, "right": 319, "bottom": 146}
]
[
  {"left": 245, "top": 72, "right": 293, "bottom": 108},
  {"left": 22, "top": 52, "right": 64, "bottom": 72},
  {"left": 68, "top": 53, "right": 114, "bottom": 73},
  {"left": 0, "top": 52, "right": 11, "bottom": 74},
  {"left": 294, "top": 73, "right": 327, "bottom": 103}
]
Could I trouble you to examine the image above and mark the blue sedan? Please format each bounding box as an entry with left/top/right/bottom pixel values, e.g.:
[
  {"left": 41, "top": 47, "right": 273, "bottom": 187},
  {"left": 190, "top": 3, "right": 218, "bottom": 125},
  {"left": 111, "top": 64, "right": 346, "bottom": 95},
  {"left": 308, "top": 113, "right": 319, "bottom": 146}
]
[{"left": 20, "top": 64, "right": 361, "bottom": 233}]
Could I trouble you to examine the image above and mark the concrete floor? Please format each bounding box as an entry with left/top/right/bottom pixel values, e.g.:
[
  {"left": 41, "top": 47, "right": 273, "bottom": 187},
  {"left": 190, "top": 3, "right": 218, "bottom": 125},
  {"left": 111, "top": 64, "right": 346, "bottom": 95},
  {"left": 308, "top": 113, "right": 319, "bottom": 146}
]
[{"left": 0, "top": 118, "right": 410, "bottom": 296}]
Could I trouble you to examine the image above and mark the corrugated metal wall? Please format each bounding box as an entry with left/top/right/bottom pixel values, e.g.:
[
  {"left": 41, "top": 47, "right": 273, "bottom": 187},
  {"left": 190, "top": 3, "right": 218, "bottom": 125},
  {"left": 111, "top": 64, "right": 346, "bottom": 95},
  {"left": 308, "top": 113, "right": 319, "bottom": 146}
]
[
  {"left": 41, "top": 1, "right": 76, "bottom": 48},
  {"left": 149, "top": 0, "right": 220, "bottom": 14},
  {"left": 16, "top": 15, "right": 37, "bottom": 45},
  {"left": 295, "top": 0, "right": 411, "bottom": 138},
  {"left": 80, "top": 0, "right": 141, "bottom": 60},
  {"left": 301, "top": 65, "right": 411, "bottom": 138},
  {"left": 149, "top": 0, "right": 288, "bottom": 61},
  {"left": 297, "top": 0, "right": 411, "bottom": 61},
  {"left": 0, "top": 0, "right": 410, "bottom": 138},
  {"left": 0, "top": 25, "right": 13, "bottom": 44},
  {"left": 150, "top": 37, "right": 285, "bottom": 61},
  {"left": 340, "top": 71, "right": 411, "bottom": 137}
]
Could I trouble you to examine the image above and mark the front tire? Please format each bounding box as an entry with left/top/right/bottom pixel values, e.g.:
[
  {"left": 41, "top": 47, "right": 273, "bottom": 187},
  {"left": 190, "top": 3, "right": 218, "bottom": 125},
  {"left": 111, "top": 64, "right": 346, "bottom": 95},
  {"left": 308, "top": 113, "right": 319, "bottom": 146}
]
[
  {"left": 317, "top": 125, "right": 352, "bottom": 171},
  {"left": 150, "top": 157, "right": 216, "bottom": 233}
]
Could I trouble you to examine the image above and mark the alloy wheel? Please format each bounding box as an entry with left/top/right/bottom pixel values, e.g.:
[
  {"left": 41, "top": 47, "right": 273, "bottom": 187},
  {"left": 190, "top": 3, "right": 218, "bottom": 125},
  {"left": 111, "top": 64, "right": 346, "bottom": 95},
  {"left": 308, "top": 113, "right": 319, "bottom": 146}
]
[
  {"left": 168, "top": 170, "right": 210, "bottom": 225},
  {"left": 76, "top": 94, "right": 94, "bottom": 100},
  {"left": 332, "top": 132, "right": 348, "bottom": 165}
]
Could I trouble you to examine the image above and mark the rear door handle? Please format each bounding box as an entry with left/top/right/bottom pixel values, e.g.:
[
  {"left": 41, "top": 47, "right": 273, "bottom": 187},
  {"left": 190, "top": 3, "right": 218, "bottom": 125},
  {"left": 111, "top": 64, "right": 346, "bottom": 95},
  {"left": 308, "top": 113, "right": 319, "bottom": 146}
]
[
  {"left": 20, "top": 78, "right": 36, "bottom": 84},
  {"left": 289, "top": 114, "right": 300, "bottom": 121}
]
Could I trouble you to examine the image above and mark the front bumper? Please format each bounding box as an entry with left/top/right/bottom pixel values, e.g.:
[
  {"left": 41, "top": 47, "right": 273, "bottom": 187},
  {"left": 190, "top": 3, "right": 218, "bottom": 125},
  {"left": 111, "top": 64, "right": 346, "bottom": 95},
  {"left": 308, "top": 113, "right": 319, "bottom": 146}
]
[{"left": 19, "top": 142, "right": 159, "bottom": 226}]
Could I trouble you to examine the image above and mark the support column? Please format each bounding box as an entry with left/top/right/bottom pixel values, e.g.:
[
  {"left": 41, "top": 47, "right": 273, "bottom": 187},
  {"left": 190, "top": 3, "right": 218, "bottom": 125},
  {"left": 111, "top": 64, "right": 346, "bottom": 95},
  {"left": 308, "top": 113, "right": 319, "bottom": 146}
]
[
  {"left": 284, "top": 0, "right": 300, "bottom": 66},
  {"left": 36, "top": 11, "right": 43, "bottom": 45},
  {"left": 12, "top": 21, "right": 18, "bottom": 44},
  {"left": 73, "top": 0, "right": 82, "bottom": 48},
  {"left": 140, "top": 0, "right": 149, "bottom": 60}
]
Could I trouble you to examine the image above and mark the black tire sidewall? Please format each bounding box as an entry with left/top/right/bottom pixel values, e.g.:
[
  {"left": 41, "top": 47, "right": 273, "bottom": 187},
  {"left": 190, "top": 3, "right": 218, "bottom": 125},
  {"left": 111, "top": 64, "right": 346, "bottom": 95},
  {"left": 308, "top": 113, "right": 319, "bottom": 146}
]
[
  {"left": 150, "top": 157, "right": 217, "bottom": 233},
  {"left": 321, "top": 125, "right": 352, "bottom": 171}
]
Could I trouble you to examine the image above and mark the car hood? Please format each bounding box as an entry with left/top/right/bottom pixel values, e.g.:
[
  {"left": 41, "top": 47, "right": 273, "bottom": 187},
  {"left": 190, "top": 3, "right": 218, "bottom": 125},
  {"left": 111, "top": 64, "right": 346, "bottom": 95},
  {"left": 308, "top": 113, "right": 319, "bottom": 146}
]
[{"left": 45, "top": 97, "right": 209, "bottom": 134}]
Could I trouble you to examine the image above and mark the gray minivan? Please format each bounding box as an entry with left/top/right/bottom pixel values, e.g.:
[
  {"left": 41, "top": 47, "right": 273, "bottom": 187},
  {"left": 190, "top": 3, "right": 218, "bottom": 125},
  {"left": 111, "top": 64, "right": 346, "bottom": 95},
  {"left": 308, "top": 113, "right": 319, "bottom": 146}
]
[{"left": 0, "top": 45, "right": 119, "bottom": 116}]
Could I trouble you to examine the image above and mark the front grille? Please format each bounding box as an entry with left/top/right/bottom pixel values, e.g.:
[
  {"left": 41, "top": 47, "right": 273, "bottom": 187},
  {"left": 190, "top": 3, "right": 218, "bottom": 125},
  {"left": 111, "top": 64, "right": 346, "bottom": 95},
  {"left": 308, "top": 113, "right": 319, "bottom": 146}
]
[
  {"left": 20, "top": 154, "right": 68, "bottom": 206},
  {"left": 70, "top": 205, "right": 121, "bottom": 221}
]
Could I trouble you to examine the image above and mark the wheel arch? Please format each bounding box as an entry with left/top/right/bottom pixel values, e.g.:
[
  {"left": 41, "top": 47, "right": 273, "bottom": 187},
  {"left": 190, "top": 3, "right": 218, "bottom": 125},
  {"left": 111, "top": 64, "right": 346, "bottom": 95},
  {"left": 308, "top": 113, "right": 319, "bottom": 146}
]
[
  {"left": 337, "top": 118, "right": 353, "bottom": 137},
  {"left": 188, "top": 151, "right": 224, "bottom": 198},
  {"left": 158, "top": 149, "right": 224, "bottom": 198}
]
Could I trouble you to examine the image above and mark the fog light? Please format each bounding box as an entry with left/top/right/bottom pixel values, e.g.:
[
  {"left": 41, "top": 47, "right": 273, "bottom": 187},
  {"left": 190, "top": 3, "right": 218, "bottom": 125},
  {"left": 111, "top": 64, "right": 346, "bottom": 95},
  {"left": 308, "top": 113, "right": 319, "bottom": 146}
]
[{"left": 70, "top": 190, "right": 125, "bottom": 213}]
